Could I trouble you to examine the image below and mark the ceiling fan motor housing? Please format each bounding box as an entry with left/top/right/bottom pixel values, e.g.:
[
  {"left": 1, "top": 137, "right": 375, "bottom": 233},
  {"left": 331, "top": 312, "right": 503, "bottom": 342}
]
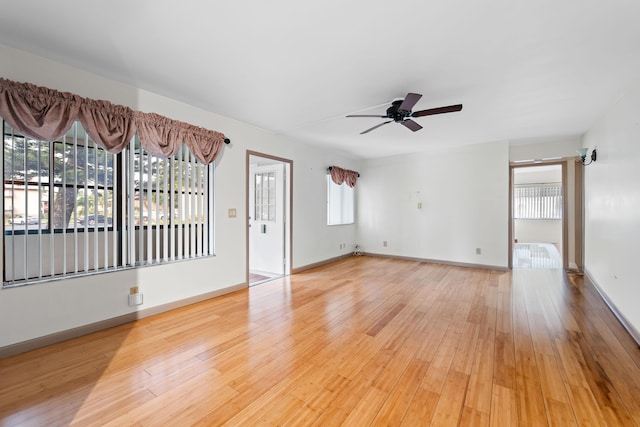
[{"left": 386, "top": 100, "right": 411, "bottom": 122}]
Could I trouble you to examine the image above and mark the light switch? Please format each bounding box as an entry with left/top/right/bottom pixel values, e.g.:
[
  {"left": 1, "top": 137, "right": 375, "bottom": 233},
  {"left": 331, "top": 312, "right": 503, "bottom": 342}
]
[
  {"left": 417, "top": 202, "right": 422, "bottom": 209},
  {"left": 228, "top": 208, "right": 237, "bottom": 218}
]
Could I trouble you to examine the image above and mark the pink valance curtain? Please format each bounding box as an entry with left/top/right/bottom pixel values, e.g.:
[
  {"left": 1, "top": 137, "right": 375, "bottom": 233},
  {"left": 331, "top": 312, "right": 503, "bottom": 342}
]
[
  {"left": 330, "top": 165, "right": 359, "bottom": 188},
  {"left": 0, "top": 78, "right": 81, "bottom": 142},
  {"left": 79, "top": 99, "right": 135, "bottom": 154},
  {"left": 182, "top": 123, "right": 226, "bottom": 164},
  {"left": 134, "top": 112, "right": 226, "bottom": 164},
  {"left": 0, "top": 78, "right": 227, "bottom": 164},
  {"left": 134, "top": 112, "right": 184, "bottom": 158}
]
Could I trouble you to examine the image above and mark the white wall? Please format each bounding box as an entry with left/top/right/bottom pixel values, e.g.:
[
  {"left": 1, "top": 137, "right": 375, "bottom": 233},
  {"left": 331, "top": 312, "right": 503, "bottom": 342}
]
[
  {"left": 509, "top": 138, "right": 582, "bottom": 161},
  {"left": 582, "top": 87, "right": 640, "bottom": 336},
  {"left": 357, "top": 141, "right": 510, "bottom": 268},
  {"left": 512, "top": 165, "right": 562, "bottom": 185},
  {"left": 514, "top": 220, "right": 562, "bottom": 248},
  {"left": 0, "top": 43, "right": 358, "bottom": 348}
]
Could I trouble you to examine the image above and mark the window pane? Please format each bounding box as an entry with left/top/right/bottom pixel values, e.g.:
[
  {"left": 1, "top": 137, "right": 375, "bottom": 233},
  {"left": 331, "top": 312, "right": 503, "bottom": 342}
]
[
  {"left": 4, "top": 126, "right": 51, "bottom": 228},
  {"left": 254, "top": 172, "right": 276, "bottom": 222},
  {"left": 327, "top": 175, "right": 354, "bottom": 225},
  {"left": 514, "top": 184, "right": 562, "bottom": 219},
  {"left": 3, "top": 135, "right": 49, "bottom": 183},
  {"left": 50, "top": 139, "right": 115, "bottom": 230}
]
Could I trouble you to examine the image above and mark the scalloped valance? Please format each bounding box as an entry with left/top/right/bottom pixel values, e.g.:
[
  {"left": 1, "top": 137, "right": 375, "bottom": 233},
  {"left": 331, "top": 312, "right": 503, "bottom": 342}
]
[
  {"left": 329, "top": 165, "right": 360, "bottom": 188},
  {"left": 0, "top": 78, "right": 229, "bottom": 164}
]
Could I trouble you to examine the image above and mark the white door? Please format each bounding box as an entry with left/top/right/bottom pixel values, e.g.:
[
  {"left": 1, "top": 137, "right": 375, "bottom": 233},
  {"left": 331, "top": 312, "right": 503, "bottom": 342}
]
[{"left": 249, "top": 162, "right": 285, "bottom": 276}]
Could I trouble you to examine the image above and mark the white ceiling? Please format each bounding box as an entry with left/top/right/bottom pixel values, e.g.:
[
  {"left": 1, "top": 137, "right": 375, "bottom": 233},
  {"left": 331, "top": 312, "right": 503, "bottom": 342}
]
[{"left": 1, "top": 0, "right": 639, "bottom": 159}]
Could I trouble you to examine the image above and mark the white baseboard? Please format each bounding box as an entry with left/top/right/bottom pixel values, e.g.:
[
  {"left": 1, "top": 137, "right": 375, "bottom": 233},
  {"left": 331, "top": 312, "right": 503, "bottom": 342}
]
[
  {"left": 291, "top": 253, "right": 352, "bottom": 274},
  {"left": 584, "top": 269, "right": 640, "bottom": 347},
  {"left": 364, "top": 252, "right": 509, "bottom": 272},
  {"left": 0, "top": 283, "right": 246, "bottom": 359}
]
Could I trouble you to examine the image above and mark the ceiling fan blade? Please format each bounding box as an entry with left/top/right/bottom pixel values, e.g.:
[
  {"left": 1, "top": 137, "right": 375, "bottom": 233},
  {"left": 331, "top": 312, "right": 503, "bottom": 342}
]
[
  {"left": 398, "top": 93, "right": 422, "bottom": 112},
  {"left": 411, "top": 104, "right": 463, "bottom": 117},
  {"left": 401, "top": 119, "right": 423, "bottom": 132},
  {"left": 361, "top": 120, "right": 392, "bottom": 134},
  {"left": 346, "top": 114, "right": 387, "bottom": 118}
]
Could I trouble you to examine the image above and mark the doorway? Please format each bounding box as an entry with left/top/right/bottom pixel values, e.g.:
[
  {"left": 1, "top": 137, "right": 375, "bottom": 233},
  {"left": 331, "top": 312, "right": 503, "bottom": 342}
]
[
  {"left": 510, "top": 163, "right": 567, "bottom": 269},
  {"left": 246, "top": 151, "right": 292, "bottom": 286}
]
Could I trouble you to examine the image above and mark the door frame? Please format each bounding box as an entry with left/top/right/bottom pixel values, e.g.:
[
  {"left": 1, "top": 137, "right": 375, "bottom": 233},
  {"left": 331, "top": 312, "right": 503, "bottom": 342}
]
[
  {"left": 246, "top": 150, "right": 293, "bottom": 285},
  {"left": 508, "top": 160, "right": 568, "bottom": 270},
  {"left": 574, "top": 158, "right": 584, "bottom": 271}
]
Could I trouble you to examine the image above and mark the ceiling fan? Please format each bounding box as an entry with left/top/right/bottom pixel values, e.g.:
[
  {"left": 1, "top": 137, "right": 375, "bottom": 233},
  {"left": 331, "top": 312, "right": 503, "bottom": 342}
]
[{"left": 346, "top": 93, "right": 462, "bottom": 134}]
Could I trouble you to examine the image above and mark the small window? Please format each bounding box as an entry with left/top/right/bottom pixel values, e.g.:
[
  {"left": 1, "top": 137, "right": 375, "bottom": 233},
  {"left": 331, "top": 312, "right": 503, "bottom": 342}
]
[
  {"left": 327, "top": 174, "right": 354, "bottom": 225},
  {"left": 514, "top": 183, "right": 562, "bottom": 219},
  {"left": 254, "top": 172, "right": 276, "bottom": 222}
]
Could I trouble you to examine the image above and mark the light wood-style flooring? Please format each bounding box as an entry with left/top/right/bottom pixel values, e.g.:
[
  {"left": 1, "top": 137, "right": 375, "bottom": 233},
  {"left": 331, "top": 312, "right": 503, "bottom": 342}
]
[{"left": 1, "top": 256, "right": 640, "bottom": 426}]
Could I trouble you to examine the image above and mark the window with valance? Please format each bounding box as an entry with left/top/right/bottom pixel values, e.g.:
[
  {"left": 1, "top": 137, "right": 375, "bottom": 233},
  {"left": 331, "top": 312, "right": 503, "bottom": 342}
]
[
  {"left": 327, "top": 166, "right": 359, "bottom": 226},
  {"left": 0, "top": 78, "right": 229, "bottom": 162},
  {"left": 1, "top": 78, "right": 229, "bottom": 286}
]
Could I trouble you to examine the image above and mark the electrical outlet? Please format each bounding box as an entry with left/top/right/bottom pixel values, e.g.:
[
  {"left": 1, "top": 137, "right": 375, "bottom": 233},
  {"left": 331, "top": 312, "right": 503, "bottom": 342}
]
[
  {"left": 130, "top": 286, "right": 138, "bottom": 295},
  {"left": 476, "top": 248, "right": 482, "bottom": 255},
  {"left": 383, "top": 241, "right": 388, "bottom": 247},
  {"left": 128, "top": 293, "right": 143, "bottom": 306},
  {"left": 228, "top": 208, "right": 237, "bottom": 218}
]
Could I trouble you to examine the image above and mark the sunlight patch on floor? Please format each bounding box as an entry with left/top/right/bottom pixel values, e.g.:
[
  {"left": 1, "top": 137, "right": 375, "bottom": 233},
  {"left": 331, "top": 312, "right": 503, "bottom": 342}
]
[{"left": 513, "top": 243, "right": 562, "bottom": 269}]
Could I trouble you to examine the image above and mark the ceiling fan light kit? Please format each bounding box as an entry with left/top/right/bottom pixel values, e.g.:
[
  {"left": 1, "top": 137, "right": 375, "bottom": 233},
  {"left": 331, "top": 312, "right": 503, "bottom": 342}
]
[{"left": 346, "top": 92, "right": 462, "bottom": 134}]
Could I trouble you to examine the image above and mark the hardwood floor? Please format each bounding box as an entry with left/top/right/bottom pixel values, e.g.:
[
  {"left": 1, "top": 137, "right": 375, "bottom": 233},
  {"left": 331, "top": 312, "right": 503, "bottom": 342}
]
[{"left": 1, "top": 256, "right": 639, "bottom": 426}]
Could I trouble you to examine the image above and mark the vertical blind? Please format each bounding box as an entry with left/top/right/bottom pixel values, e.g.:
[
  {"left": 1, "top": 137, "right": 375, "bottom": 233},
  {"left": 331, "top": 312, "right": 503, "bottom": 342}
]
[
  {"left": 327, "top": 174, "right": 355, "bottom": 225},
  {"left": 3, "top": 119, "right": 214, "bottom": 286},
  {"left": 4, "top": 121, "right": 120, "bottom": 282},
  {"left": 513, "top": 183, "right": 562, "bottom": 219}
]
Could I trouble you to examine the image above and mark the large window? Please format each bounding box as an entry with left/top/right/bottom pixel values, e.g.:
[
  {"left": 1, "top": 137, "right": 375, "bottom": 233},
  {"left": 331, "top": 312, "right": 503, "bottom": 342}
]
[
  {"left": 327, "top": 174, "right": 354, "bottom": 225},
  {"left": 2, "top": 120, "right": 214, "bottom": 286}
]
